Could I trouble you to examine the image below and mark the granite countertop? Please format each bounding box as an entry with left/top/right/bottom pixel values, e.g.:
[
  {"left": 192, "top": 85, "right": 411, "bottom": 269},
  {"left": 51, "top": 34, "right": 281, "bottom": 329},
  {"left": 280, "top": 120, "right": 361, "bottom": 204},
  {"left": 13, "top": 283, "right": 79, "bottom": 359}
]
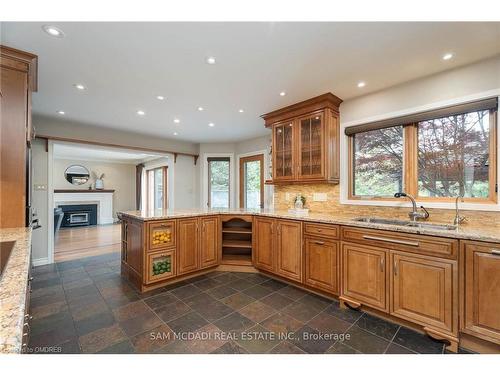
[
  {"left": 0, "top": 227, "right": 32, "bottom": 354},
  {"left": 118, "top": 208, "right": 500, "bottom": 244}
]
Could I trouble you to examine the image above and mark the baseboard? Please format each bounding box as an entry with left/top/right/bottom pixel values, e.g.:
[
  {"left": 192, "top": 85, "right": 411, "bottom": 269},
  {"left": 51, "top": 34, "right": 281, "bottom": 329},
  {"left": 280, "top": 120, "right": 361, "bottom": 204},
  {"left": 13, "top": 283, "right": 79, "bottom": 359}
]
[{"left": 32, "top": 257, "right": 51, "bottom": 266}]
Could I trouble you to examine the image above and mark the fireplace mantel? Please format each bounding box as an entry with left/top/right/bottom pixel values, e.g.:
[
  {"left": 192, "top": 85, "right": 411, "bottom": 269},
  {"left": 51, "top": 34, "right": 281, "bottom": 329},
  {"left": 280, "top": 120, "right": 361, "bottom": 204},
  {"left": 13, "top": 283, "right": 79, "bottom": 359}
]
[
  {"left": 54, "top": 191, "right": 114, "bottom": 224},
  {"left": 54, "top": 189, "right": 115, "bottom": 193}
]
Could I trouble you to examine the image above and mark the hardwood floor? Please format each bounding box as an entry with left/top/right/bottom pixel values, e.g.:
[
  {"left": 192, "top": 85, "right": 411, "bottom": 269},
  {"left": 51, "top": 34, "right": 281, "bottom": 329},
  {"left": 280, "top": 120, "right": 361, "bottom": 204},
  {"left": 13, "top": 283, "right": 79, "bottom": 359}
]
[{"left": 54, "top": 224, "right": 121, "bottom": 262}]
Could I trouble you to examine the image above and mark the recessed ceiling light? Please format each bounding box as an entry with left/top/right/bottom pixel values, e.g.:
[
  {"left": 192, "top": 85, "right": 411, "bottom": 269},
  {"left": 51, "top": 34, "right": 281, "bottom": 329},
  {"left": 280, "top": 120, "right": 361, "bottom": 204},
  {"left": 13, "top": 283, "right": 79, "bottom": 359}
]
[
  {"left": 136, "top": 110, "right": 145, "bottom": 116},
  {"left": 442, "top": 53, "right": 454, "bottom": 61},
  {"left": 57, "top": 110, "right": 65, "bottom": 115},
  {"left": 156, "top": 95, "right": 165, "bottom": 100},
  {"left": 173, "top": 132, "right": 178, "bottom": 136},
  {"left": 74, "top": 84, "right": 86, "bottom": 90},
  {"left": 42, "top": 25, "right": 64, "bottom": 38},
  {"left": 206, "top": 56, "right": 216, "bottom": 65},
  {"left": 173, "top": 118, "right": 180, "bottom": 124},
  {"left": 198, "top": 107, "right": 204, "bottom": 111},
  {"left": 238, "top": 109, "right": 244, "bottom": 113},
  {"left": 357, "top": 81, "right": 366, "bottom": 88},
  {"left": 208, "top": 122, "right": 215, "bottom": 127},
  {"left": 279, "top": 91, "right": 286, "bottom": 97}
]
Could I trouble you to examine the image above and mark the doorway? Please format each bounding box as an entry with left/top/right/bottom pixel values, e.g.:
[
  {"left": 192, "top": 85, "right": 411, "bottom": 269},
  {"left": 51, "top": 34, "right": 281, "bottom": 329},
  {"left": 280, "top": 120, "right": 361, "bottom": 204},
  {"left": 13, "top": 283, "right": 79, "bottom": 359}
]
[{"left": 239, "top": 154, "right": 264, "bottom": 209}]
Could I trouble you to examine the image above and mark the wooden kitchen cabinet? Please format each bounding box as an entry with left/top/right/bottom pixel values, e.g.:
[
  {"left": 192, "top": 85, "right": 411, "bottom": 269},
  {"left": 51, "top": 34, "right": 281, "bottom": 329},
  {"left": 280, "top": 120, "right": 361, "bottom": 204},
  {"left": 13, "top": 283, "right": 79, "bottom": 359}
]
[
  {"left": 199, "top": 216, "right": 219, "bottom": 269},
  {"left": 304, "top": 236, "right": 339, "bottom": 294},
  {"left": 341, "top": 243, "right": 388, "bottom": 311},
  {"left": 391, "top": 252, "right": 456, "bottom": 334},
  {"left": 276, "top": 220, "right": 303, "bottom": 282},
  {"left": 262, "top": 93, "right": 342, "bottom": 184},
  {"left": 177, "top": 218, "right": 199, "bottom": 275},
  {"left": 0, "top": 46, "right": 37, "bottom": 228},
  {"left": 253, "top": 216, "right": 275, "bottom": 272},
  {"left": 462, "top": 241, "right": 500, "bottom": 345},
  {"left": 124, "top": 219, "right": 144, "bottom": 276}
]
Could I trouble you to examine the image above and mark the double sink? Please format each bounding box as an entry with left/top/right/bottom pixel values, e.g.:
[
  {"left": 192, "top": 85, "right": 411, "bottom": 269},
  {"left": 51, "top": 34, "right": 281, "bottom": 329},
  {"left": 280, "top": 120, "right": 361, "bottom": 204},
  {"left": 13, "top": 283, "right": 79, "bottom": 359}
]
[{"left": 353, "top": 217, "right": 458, "bottom": 231}]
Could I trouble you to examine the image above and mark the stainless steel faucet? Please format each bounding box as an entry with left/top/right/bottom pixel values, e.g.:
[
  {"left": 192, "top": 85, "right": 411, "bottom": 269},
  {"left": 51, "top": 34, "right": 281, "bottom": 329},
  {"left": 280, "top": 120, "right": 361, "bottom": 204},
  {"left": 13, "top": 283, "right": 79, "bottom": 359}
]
[
  {"left": 394, "top": 192, "right": 430, "bottom": 222},
  {"left": 454, "top": 195, "right": 467, "bottom": 226}
]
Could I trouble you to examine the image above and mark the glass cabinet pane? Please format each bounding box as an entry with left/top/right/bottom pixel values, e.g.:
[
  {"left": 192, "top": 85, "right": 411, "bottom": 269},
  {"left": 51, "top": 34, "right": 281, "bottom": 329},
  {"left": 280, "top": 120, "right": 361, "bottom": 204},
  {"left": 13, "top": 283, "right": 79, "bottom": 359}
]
[
  {"left": 274, "top": 122, "right": 294, "bottom": 179},
  {"left": 300, "top": 115, "right": 323, "bottom": 177}
]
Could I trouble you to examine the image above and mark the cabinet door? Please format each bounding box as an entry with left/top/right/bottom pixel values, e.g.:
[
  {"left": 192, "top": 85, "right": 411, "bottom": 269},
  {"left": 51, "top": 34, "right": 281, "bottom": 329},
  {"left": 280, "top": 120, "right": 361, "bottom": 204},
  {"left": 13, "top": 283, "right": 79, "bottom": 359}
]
[
  {"left": 200, "top": 216, "right": 219, "bottom": 269},
  {"left": 304, "top": 236, "right": 338, "bottom": 293},
  {"left": 391, "top": 252, "right": 454, "bottom": 333},
  {"left": 0, "top": 65, "right": 28, "bottom": 228},
  {"left": 342, "top": 243, "right": 388, "bottom": 311},
  {"left": 273, "top": 121, "right": 295, "bottom": 181},
  {"left": 276, "top": 220, "right": 303, "bottom": 282},
  {"left": 253, "top": 217, "right": 275, "bottom": 272},
  {"left": 145, "top": 250, "right": 175, "bottom": 284},
  {"left": 463, "top": 243, "right": 500, "bottom": 343},
  {"left": 126, "top": 220, "right": 144, "bottom": 275},
  {"left": 177, "top": 218, "right": 199, "bottom": 275},
  {"left": 298, "top": 112, "right": 324, "bottom": 180}
]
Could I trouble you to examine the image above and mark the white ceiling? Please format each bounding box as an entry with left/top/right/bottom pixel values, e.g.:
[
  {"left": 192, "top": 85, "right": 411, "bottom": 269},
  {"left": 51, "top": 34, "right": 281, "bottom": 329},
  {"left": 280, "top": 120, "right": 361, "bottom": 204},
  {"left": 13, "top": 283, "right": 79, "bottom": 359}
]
[
  {"left": 53, "top": 142, "right": 162, "bottom": 163},
  {"left": 2, "top": 22, "right": 499, "bottom": 143}
]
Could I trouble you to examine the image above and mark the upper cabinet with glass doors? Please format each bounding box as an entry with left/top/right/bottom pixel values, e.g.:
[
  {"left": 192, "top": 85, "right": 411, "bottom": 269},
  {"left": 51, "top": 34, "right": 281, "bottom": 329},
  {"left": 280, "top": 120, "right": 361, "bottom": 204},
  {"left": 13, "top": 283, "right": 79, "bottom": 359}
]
[{"left": 262, "top": 93, "right": 342, "bottom": 184}]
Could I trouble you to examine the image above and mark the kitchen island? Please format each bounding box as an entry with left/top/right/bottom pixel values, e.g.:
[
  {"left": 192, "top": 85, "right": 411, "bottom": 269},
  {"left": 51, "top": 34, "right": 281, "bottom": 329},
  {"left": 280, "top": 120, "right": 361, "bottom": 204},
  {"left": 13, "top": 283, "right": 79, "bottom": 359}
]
[{"left": 117, "top": 208, "right": 500, "bottom": 353}]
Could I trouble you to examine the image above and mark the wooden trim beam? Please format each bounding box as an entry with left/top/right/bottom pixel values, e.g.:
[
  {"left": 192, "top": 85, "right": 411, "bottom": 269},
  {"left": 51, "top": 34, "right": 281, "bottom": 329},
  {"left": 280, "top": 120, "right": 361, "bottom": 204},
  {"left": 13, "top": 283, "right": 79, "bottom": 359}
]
[{"left": 35, "top": 134, "right": 199, "bottom": 164}]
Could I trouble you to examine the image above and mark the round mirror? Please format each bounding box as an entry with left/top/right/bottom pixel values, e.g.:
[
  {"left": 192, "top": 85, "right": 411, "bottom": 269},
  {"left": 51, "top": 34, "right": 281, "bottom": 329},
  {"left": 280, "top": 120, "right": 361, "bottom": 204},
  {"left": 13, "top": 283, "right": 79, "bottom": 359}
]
[{"left": 64, "top": 165, "right": 90, "bottom": 185}]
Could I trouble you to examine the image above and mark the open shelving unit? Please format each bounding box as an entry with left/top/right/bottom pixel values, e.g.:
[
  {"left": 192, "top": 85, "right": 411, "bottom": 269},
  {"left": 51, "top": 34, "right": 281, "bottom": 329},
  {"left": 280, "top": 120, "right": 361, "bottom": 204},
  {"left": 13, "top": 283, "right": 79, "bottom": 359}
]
[{"left": 220, "top": 216, "right": 253, "bottom": 266}]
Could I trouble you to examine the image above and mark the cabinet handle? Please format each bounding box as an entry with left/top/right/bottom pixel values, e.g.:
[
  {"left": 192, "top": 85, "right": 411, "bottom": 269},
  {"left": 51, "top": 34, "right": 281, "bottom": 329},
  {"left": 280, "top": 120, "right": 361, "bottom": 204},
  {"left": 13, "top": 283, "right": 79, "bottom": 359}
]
[
  {"left": 160, "top": 224, "right": 168, "bottom": 227},
  {"left": 394, "top": 260, "right": 398, "bottom": 276},
  {"left": 362, "top": 235, "right": 419, "bottom": 247},
  {"left": 314, "top": 241, "right": 325, "bottom": 245},
  {"left": 491, "top": 249, "right": 500, "bottom": 256},
  {"left": 316, "top": 229, "right": 322, "bottom": 232},
  {"left": 380, "top": 257, "right": 385, "bottom": 272}
]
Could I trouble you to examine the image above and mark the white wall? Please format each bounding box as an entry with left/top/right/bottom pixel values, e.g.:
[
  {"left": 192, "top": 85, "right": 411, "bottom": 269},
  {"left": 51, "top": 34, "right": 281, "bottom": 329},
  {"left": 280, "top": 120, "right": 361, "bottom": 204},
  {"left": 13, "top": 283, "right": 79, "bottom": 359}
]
[
  {"left": 31, "top": 139, "right": 49, "bottom": 264},
  {"left": 53, "top": 158, "right": 136, "bottom": 219}
]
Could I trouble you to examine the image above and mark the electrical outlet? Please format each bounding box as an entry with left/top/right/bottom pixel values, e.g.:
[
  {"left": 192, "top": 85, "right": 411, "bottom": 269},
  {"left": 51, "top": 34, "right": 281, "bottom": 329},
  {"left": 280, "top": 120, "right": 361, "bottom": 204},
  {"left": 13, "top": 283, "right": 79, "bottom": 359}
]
[
  {"left": 285, "top": 193, "right": 291, "bottom": 201},
  {"left": 34, "top": 184, "right": 47, "bottom": 191},
  {"left": 313, "top": 193, "right": 327, "bottom": 202}
]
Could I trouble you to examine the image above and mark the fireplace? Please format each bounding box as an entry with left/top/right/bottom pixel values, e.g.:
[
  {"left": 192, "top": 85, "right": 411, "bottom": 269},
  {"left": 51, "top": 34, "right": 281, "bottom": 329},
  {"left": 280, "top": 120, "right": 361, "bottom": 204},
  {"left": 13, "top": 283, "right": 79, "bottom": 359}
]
[{"left": 59, "top": 204, "right": 98, "bottom": 227}]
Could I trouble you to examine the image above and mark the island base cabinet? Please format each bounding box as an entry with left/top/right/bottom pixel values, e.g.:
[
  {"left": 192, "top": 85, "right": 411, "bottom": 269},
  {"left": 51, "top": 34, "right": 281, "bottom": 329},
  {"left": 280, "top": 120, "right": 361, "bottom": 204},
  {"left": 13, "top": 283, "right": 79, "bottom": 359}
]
[
  {"left": 463, "top": 242, "right": 500, "bottom": 345},
  {"left": 391, "top": 252, "right": 456, "bottom": 334},
  {"left": 341, "top": 243, "right": 388, "bottom": 311},
  {"left": 304, "top": 237, "right": 338, "bottom": 294}
]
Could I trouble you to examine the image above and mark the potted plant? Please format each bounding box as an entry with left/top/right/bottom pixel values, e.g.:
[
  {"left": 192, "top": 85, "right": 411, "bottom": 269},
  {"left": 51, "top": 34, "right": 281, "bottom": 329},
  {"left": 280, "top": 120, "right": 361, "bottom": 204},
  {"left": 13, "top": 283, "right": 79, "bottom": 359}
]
[{"left": 93, "top": 172, "right": 105, "bottom": 190}]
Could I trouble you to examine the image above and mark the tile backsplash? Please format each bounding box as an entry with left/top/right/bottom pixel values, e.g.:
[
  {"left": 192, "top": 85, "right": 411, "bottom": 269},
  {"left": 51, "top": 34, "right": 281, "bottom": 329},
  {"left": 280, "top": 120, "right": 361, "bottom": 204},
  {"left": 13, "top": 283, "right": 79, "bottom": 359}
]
[{"left": 273, "top": 184, "right": 500, "bottom": 225}]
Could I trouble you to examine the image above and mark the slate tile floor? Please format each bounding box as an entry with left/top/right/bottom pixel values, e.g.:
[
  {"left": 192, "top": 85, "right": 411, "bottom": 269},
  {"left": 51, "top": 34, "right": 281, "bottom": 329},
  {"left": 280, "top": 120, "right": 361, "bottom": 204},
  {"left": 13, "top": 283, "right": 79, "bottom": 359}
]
[{"left": 28, "top": 253, "right": 473, "bottom": 354}]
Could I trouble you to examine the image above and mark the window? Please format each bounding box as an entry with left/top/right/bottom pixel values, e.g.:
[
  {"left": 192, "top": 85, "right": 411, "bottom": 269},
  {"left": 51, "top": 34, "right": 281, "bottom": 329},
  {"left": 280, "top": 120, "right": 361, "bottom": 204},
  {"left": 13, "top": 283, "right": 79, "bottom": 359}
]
[
  {"left": 146, "top": 166, "right": 167, "bottom": 210},
  {"left": 208, "top": 157, "right": 230, "bottom": 208},
  {"left": 417, "top": 111, "right": 491, "bottom": 198},
  {"left": 352, "top": 127, "right": 403, "bottom": 197},
  {"left": 348, "top": 100, "right": 497, "bottom": 203},
  {"left": 239, "top": 154, "right": 264, "bottom": 209}
]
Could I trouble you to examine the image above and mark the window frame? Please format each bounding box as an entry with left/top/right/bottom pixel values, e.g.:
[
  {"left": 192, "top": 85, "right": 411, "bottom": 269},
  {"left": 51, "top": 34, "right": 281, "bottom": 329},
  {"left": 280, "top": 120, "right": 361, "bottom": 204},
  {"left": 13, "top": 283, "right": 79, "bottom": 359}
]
[
  {"left": 348, "top": 109, "right": 498, "bottom": 204},
  {"left": 207, "top": 156, "right": 231, "bottom": 209},
  {"left": 239, "top": 153, "right": 264, "bottom": 209},
  {"left": 146, "top": 166, "right": 168, "bottom": 211}
]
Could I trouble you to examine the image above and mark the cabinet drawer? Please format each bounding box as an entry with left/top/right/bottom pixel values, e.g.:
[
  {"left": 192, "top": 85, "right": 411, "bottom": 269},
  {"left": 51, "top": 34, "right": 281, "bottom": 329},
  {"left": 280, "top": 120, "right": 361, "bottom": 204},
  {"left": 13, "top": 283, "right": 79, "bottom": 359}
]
[
  {"left": 341, "top": 226, "right": 458, "bottom": 259},
  {"left": 304, "top": 223, "right": 339, "bottom": 239},
  {"left": 147, "top": 220, "right": 176, "bottom": 251},
  {"left": 145, "top": 250, "right": 176, "bottom": 284}
]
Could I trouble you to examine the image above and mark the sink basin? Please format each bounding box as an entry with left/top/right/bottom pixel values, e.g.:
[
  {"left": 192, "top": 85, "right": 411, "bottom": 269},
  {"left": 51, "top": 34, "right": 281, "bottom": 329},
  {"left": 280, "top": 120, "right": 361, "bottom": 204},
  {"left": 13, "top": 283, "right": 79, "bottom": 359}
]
[
  {"left": 0, "top": 241, "right": 15, "bottom": 276},
  {"left": 354, "top": 217, "right": 457, "bottom": 231}
]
